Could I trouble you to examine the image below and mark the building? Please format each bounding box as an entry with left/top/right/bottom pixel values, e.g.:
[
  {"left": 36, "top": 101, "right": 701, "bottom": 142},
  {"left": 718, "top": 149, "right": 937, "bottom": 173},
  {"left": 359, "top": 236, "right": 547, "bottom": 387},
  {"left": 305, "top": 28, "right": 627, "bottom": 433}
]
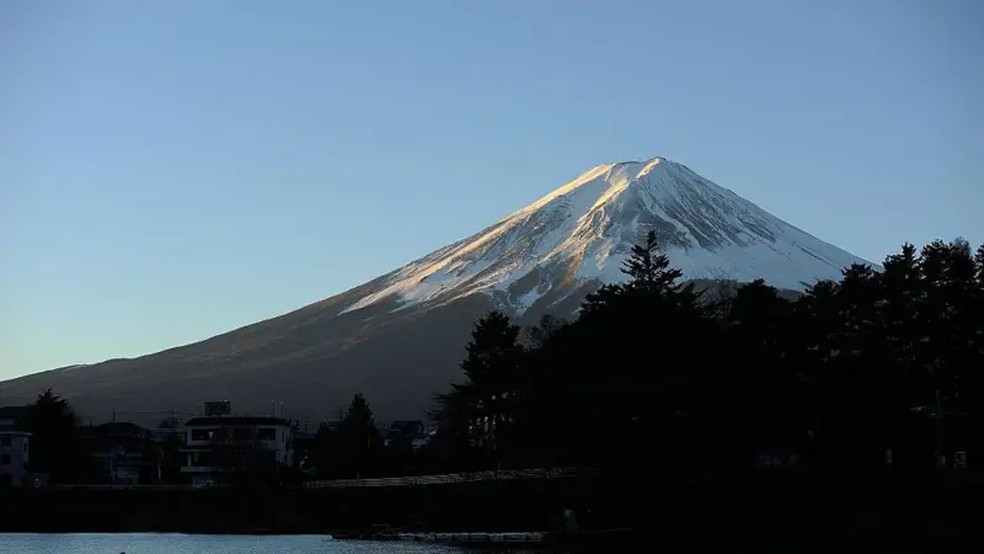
[
  {"left": 81, "top": 421, "right": 153, "bottom": 485},
  {"left": 0, "top": 431, "right": 31, "bottom": 487},
  {"left": 180, "top": 410, "right": 294, "bottom": 486},
  {"left": 292, "top": 429, "right": 318, "bottom": 475},
  {"left": 0, "top": 406, "right": 28, "bottom": 428},
  {"left": 0, "top": 406, "right": 31, "bottom": 488}
]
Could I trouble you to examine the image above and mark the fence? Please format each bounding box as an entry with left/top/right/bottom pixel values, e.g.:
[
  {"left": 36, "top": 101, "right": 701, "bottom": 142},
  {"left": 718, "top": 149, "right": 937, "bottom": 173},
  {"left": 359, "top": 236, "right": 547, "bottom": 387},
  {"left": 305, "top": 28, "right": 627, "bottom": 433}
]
[{"left": 303, "top": 466, "right": 580, "bottom": 489}]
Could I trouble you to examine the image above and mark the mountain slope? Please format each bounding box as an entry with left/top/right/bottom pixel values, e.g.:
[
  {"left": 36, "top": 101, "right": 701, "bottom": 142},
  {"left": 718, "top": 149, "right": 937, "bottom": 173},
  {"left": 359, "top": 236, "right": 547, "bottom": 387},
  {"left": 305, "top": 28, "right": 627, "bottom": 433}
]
[
  {"left": 0, "top": 156, "right": 873, "bottom": 422},
  {"left": 341, "top": 156, "right": 869, "bottom": 317}
]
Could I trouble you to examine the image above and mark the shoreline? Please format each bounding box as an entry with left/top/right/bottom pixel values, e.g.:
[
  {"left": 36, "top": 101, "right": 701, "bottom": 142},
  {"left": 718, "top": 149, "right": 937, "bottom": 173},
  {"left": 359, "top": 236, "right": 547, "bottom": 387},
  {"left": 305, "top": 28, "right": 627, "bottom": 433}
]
[{"left": 2, "top": 471, "right": 982, "bottom": 551}]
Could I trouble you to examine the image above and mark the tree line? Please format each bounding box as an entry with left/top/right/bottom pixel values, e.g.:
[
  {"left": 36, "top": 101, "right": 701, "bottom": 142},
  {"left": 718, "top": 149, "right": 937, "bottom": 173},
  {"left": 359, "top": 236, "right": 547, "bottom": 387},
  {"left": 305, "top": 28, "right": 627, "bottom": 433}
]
[
  {"left": 18, "top": 234, "right": 984, "bottom": 483},
  {"left": 427, "top": 233, "right": 984, "bottom": 475}
]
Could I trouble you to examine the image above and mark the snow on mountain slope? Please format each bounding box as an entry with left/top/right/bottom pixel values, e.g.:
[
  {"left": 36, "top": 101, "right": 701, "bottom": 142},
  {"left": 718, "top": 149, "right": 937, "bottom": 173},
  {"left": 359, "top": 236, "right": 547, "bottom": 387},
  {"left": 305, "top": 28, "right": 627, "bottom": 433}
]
[{"left": 342, "top": 156, "right": 872, "bottom": 315}]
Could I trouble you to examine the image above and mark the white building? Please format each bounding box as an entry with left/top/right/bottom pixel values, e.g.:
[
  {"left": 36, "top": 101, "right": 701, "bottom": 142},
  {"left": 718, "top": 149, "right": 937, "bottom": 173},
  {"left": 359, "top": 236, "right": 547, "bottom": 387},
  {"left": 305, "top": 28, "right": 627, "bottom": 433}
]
[
  {"left": 0, "top": 406, "right": 31, "bottom": 488},
  {"left": 180, "top": 415, "right": 294, "bottom": 486},
  {"left": 0, "top": 430, "right": 31, "bottom": 488}
]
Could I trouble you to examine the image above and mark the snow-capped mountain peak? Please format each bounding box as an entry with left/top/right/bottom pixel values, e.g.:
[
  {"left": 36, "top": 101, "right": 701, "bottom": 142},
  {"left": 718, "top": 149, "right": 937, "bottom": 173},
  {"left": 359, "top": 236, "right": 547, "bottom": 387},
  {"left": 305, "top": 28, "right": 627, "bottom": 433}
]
[{"left": 341, "top": 156, "right": 871, "bottom": 315}]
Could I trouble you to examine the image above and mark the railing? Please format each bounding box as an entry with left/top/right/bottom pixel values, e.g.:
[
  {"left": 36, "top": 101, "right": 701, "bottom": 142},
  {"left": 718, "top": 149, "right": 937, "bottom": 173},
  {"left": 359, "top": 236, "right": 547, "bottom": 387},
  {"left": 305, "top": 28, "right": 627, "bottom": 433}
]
[
  {"left": 303, "top": 466, "right": 580, "bottom": 489},
  {"left": 42, "top": 467, "right": 583, "bottom": 491},
  {"left": 51, "top": 483, "right": 228, "bottom": 491}
]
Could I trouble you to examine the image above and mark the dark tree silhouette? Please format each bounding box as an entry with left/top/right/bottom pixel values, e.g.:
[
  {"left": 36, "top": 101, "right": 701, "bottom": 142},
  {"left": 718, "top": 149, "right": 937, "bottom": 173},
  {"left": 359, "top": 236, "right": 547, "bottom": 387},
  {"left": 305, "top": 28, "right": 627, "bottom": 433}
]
[
  {"left": 621, "top": 230, "right": 684, "bottom": 292},
  {"left": 335, "top": 393, "right": 383, "bottom": 478},
  {"left": 431, "top": 235, "right": 984, "bottom": 477},
  {"left": 25, "top": 389, "right": 83, "bottom": 483},
  {"left": 450, "top": 311, "right": 523, "bottom": 467},
  {"left": 308, "top": 423, "right": 337, "bottom": 479}
]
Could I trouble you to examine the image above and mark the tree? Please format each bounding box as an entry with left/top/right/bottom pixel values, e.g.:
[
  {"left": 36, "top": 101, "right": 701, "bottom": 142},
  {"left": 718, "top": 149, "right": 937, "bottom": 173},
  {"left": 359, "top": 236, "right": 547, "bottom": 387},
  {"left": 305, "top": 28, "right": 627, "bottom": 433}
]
[
  {"left": 621, "top": 230, "right": 684, "bottom": 292},
  {"left": 523, "top": 314, "right": 567, "bottom": 350},
  {"left": 975, "top": 244, "right": 984, "bottom": 287},
  {"left": 434, "top": 236, "right": 983, "bottom": 476},
  {"left": 453, "top": 311, "right": 524, "bottom": 466},
  {"left": 723, "top": 280, "right": 802, "bottom": 457},
  {"left": 335, "top": 393, "right": 383, "bottom": 478},
  {"left": 25, "top": 389, "right": 83, "bottom": 483},
  {"left": 871, "top": 243, "right": 928, "bottom": 468},
  {"left": 425, "top": 389, "right": 482, "bottom": 472},
  {"left": 308, "top": 423, "right": 337, "bottom": 479},
  {"left": 582, "top": 230, "right": 699, "bottom": 322}
]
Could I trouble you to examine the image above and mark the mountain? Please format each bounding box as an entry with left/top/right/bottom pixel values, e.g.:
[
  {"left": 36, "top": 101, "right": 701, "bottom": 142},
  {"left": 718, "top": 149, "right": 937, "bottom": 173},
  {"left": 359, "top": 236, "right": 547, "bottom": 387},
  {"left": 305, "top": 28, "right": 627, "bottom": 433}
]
[{"left": 0, "top": 156, "right": 872, "bottom": 422}]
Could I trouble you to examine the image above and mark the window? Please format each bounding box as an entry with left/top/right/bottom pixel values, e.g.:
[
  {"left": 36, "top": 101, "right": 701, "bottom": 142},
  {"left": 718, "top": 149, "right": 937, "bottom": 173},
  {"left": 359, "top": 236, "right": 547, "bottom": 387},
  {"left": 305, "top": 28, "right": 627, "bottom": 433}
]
[
  {"left": 233, "top": 428, "right": 252, "bottom": 440},
  {"left": 257, "top": 428, "right": 276, "bottom": 441},
  {"left": 191, "top": 429, "right": 212, "bottom": 441},
  {"left": 1, "top": 454, "right": 10, "bottom": 465},
  {"left": 0, "top": 437, "right": 10, "bottom": 447}
]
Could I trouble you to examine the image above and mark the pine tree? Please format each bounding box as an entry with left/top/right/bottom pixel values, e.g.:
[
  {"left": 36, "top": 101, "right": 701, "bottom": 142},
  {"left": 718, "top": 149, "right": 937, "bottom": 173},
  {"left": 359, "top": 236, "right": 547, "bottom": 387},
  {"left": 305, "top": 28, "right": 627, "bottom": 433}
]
[
  {"left": 25, "top": 389, "right": 83, "bottom": 483},
  {"left": 523, "top": 314, "right": 566, "bottom": 350},
  {"left": 427, "top": 389, "right": 482, "bottom": 472},
  {"left": 621, "top": 230, "right": 684, "bottom": 292},
  {"left": 455, "top": 311, "right": 523, "bottom": 466},
  {"left": 309, "top": 423, "right": 337, "bottom": 479},
  {"left": 436, "top": 233, "right": 983, "bottom": 474},
  {"left": 724, "top": 280, "right": 803, "bottom": 459},
  {"left": 966, "top": 243, "right": 984, "bottom": 431},
  {"left": 576, "top": 231, "right": 712, "bottom": 469},
  {"left": 876, "top": 243, "right": 927, "bottom": 465},
  {"left": 335, "top": 393, "right": 382, "bottom": 478},
  {"left": 837, "top": 263, "right": 881, "bottom": 363},
  {"left": 880, "top": 243, "right": 921, "bottom": 368},
  {"left": 918, "top": 241, "right": 977, "bottom": 399},
  {"left": 582, "top": 230, "right": 695, "bottom": 317},
  {"left": 975, "top": 244, "right": 984, "bottom": 287}
]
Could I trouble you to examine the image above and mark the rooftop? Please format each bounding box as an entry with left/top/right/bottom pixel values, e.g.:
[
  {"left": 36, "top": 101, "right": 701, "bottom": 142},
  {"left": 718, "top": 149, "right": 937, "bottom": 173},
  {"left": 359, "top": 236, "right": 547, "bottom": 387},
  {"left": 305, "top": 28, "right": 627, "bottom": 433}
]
[
  {"left": 0, "top": 405, "right": 29, "bottom": 421},
  {"left": 185, "top": 416, "right": 291, "bottom": 427}
]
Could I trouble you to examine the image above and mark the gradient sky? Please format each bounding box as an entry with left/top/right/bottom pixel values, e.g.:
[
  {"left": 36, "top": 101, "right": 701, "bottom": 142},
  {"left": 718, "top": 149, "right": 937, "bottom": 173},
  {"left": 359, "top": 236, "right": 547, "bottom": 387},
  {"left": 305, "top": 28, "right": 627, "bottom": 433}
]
[{"left": 2, "top": 0, "right": 981, "bottom": 379}]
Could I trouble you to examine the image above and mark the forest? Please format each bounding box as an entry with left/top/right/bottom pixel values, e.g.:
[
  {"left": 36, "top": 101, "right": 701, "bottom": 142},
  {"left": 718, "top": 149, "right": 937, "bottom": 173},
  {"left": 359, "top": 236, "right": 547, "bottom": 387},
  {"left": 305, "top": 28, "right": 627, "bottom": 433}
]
[{"left": 421, "top": 233, "right": 984, "bottom": 476}]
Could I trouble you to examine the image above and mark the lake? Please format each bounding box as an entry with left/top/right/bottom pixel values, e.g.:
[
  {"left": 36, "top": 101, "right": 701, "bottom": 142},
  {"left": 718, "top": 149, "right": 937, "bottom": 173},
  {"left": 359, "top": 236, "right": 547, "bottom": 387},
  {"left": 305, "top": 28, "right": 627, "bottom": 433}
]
[{"left": 0, "top": 534, "right": 472, "bottom": 553}]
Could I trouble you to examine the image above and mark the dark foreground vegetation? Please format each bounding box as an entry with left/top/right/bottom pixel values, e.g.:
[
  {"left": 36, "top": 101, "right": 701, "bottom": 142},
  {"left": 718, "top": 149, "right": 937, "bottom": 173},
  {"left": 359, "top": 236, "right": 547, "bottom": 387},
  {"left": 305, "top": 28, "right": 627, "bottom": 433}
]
[
  {"left": 5, "top": 234, "right": 984, "bottom": 549},
  {"left": 427, "top": 234, "right": 984, "bottom": 476}
]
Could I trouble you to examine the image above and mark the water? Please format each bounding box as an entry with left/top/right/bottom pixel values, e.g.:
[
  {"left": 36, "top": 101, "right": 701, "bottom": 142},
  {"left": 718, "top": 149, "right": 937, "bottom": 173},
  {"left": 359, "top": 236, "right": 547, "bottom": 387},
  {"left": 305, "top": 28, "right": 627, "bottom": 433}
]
[{"left": 0, "top": 534, "right": 470, "bottom": 553}]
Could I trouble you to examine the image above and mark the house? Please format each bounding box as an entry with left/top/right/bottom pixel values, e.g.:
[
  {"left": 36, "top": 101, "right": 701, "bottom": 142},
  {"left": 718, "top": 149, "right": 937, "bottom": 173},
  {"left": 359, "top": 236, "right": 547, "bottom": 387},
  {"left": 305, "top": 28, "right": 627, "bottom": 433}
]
[
  {"left": 0, "top": 429, "right": 31, "bottom": 488},
  {"left": 0, "top": 406, "right": 31, "bottom": 488},
  {"left": 180, "top": 410, "right": 294, "bottom": 486},
  {"left": 81, "top": 421, "right": 153, "bottom": 485},
  {"left": 0, "top": 406, "right": 28, "bottom": 428}
]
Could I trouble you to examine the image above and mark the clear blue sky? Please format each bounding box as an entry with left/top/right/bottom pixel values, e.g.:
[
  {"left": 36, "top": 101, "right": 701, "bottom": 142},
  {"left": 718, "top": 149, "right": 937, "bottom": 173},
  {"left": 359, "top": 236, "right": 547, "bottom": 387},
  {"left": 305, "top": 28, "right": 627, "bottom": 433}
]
[{"left": 2, "top": 0, "right": 981, "bottom": 379}]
